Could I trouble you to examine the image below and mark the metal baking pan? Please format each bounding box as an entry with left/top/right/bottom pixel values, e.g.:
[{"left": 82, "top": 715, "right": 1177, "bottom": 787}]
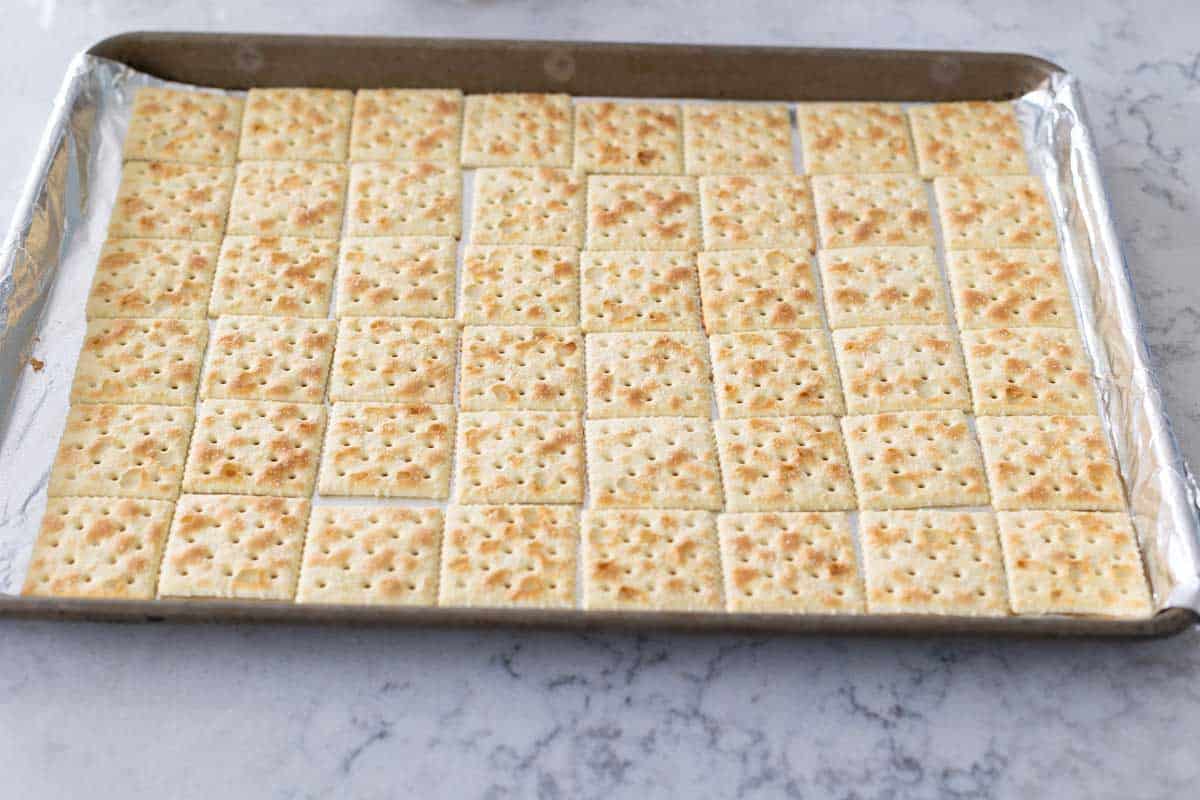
[{"left": 1, "top": 33, "right": 1197, "bottom": 637}]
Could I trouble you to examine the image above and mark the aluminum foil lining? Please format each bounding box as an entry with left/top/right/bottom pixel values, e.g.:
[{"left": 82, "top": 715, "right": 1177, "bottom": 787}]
[{"left": 0, "top": 54, "right": 1197, "bottom": 616}]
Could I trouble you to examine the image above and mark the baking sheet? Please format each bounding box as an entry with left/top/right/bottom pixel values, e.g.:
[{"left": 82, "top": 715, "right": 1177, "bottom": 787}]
[{"left": 0, "top": 40, "right": 1197, "bottom": 634}]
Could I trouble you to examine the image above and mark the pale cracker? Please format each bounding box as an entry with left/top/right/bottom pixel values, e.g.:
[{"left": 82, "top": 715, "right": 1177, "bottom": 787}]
[
  {"left": 107, "top": 161, "right": 234, "bottom": 242},
  {"left": 439, "top": 504, "right": 577, "bottom": 609},
  {"left": 859, "top": 510, "right": 1008, "bottom": 615},
  {"left": 946, "top": 249, "right": 1075, "bottom": 330},
  {"left": 709, "top": 329, "right": 844, "bottom": 418},
  {"left": 909, "top": 101, "right": 1029, "bottom": 178},
  {"left": 585, "top": 331, "right": 712, "bottom": 418},
  {"left": 454, "top": 411, "right": 584, "bottom": 504},
  {"left": 238, "top": 88, "right": 353, "bottom": 161},
  {"left": 86, "top": 239, "right": 218, "bottom": 320},
  {"left": 718, "top": 512, "right": 864, "bottom": 614},
  {"left": 573, "top": 101, "right": 683, "bottom": 174},
  {"left": 226, "top": 160, "right": 348, "bottom": 238},
  {"left": 714, "top": 416, "right": 856, "bottom": 512},
  {"left": 812, "top": 174, "right": 934, "bottom": 248},
  {"left": 350, "top": 89, "right": 463, "bottom": 163},
  {"left": 997, "top": 511, "right": 1152, "bottom": 617},
  {"left": 318, "top": 403, "right": 455, "bottom": 499},
  {"left": 582, "top": 509, "right": 723, "bottom": 611},
  {"left": 157, "top": 494, "right": 310, "bottom": 600},
  {"left": 460, "top": 245, "right": 579, "bottom": 326},
  {"left": 459, "top": 325, "right": 584, "bottom": 412},
  {"left": 698, "top": 175, "right": 816, "bottom": 251},
  {"left": 48, "top": 404, "right": 194, "bottom": 500},
  {"left": 585, "top": 417, "right": 723, "bottom": 510},
  {"left": 841, "top": 410, "right": 990, "bottom": 510},
  {"left": 345, "top": 161, "right": 461, "bottom": 238},
  {"left": 22, "top": 497, "right": 175, "bottom": 600},
  {"left": 182, "top": 400, "right": 325, "bottom": 498},
  {"left": 329, "top": 317, "right": 458, "bottom": 403},
  {"left": 797, "top": 102, "right": 917, "bottom": 175},
  {"left": 697, "top": 249, "right": 822, "bottom": 334},
  {"left": 934, "top": 176, "right": 1057, "bottom": 250},
  {"left": 976, "top": 415, "right": 1125, "bottom": 511},
  {"left": 832, "top": 325, "right": 971, "bottom": 414},
  {"left": 461, "top": 93, "right": 573, "bottom": 167},
  {"left": 124, "top": 88, "right": 244, "bottom": 166},
  {"left": 200, "top": 316, "right": 336, "bottom": 403},
  {"left": 585, "top": 175, "right": 700, "bottom": 251},
  {"left": 817, "top": 246, "right": 949, "bottom": 328},
  {"left": 297, "top": 506, "right": 443, "bottom": 606},
  {"left": 209, "top": 236, "right": 337, "bottom": 318},
  {"left": 682, "top": 103, "right": 793, "bottom": 175},
  {"left": 961, "top": 327, "right": 1096, "bottom": 415},
  {"left": 70, "top": 318, "right": 207, "bottom": 406},
  {"left": 470, "top": 167, "right": 584, "bottom": 247},
  {"left": 336, "top": 237, "right": 456, "bottom": 318},
  {"left": 580, "top": 250, "right": 701, "bottom": 333}
]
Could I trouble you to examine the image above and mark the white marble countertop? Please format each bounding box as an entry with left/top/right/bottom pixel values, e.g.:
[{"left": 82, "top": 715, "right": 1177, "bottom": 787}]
[{"left": 3, "top": 2, "right": 1200, "bottom": 797}]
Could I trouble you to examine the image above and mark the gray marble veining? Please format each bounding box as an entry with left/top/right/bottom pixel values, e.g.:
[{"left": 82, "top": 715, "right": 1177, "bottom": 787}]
[{"left": 2, "top": 1, "right": 1200, "bottom": 798}]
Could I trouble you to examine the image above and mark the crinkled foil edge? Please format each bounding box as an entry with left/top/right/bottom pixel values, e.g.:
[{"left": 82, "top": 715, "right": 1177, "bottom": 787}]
[{"left": 0, "top": 54, "right": 1197, "bottom": 617}]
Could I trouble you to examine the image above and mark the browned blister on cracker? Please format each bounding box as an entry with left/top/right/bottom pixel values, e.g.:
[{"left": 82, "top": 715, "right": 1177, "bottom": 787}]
[
  {"left": 460, "top": 326, "right": 584, "bottom": 412},
  {"left": 48, "top": 404, "right": 194, "bottom": 500},
  {"left": 108, "top": 161, "right": 234, "bottom": 242},
  {"left": 201, "top": 316, "right": 335, "bottom": 404},
  {"left": 297, "top": 506, "right": 444, "bottom": 606},
  {"left": 841, "top": 410, "right": 990, "bottom": 510},
  {"left": 581, "top": 251, "right": 702, "bottom": 332},
  {"left": 813, "top": 174, "right": 934, "bottom": 248},
  {"left": 455, "top": 411, "right": 585, "bottom": 504},
  {"left": 714, "top": 416, "right": 856, "bottom": 512},
  {"left": 350, "top": 89, "right": 462, "bottom": 163},
  {"left": 860, "top": 510, "right": 1008, "bottom": 615},
  {"left": 709, "top": 329, "right": 844, "bottom": 418},
  {"left": 182, "top": 400, "right": 325, "bottom": 498},
  {"left": 798, "top": 102, "right": 916, "bottom": 175},
  {"left": 346, "top": 161, "right": 461, "bottom": 238},
  {"left": 832, "top": 325, "right": 970, "bottom": 414},
  {"left": 87, "top": 239, "right": 218, "bottom": 320},
  {"left": 574, "top": 101, "right": 682, "bottom": 174},
  {"left": 461, "top": 93, "right": 573, "bottom": 167},
  {"left": 585, "top": 418, "right": 723, "bottom": 510},
  {"left": 683, "top": 103, "right": 793, "bottom": 175},
  {"left": 977, "top": 415, "right": 1125, "bottom": 511},
  {"left": 227, "top": 161, "right": 348, "bottom": 239},
  {"left": 158, "top": 494, "right": 310, "bottom": 600},
  {"left": 23, "top": 497, "right": 175, "bottom": 600},
  {"left": 238, "top": 88, "right": 353, "bottom": 162},
  {"left": 946, "top": 249, "right": 1074, "bottom": 330},
  {"left": 697, "top": 249, "right": 822, "bottom": 334},
  {"left": 699, "top": 175, "right": 815, "bottom": 251},
  {"left": 209, "top": 236, "right": 337, "bottom": 318},
  {"left": 586, "top": 175, "right": 700, "bottom": 251},
  {"left": 997, "top": 511, "right": 1151, "bottom": 617},
  {"left": 439, "top": 504, "right": 578, "bottom": 609},
  {"left": 318, "top": 402, "right": 455, "bottom": 499},
  {"left": 471, "top": 167, "right": 583, "bottom": 247},
  {"left": 586, "top": 331, "right": 712, "bottom": 418},
  {"left": 71, "top": 318, "right": 207, "bottom": 406},
  {"left": 124, "top": 88, "right": 244, "bottom": 166},
  {"left": 961, "top": 327, "right": 1095, "bottom": 415},
  {"left": 583, "top": 509, "right": 723, "bottom": 611},
  {"left": 718, "top": 512, "right": 864, "bottom": 613},
  {"left": 909, "top": 101, "right": 1028, "bottom": 178},
  {"left": 817, "top": 246, "right": 948, "bottom": 329},
  {"left": 935, "top": 176, "right": 1056, "bottom": 250}
]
